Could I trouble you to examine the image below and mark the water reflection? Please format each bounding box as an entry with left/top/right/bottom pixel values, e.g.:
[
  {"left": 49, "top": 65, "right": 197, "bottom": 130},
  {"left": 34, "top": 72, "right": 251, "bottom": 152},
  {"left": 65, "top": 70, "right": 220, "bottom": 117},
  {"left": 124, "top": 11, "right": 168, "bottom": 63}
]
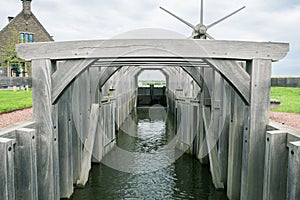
[{"left": 71, "top": 107, "right": 227, "bottom": 199}]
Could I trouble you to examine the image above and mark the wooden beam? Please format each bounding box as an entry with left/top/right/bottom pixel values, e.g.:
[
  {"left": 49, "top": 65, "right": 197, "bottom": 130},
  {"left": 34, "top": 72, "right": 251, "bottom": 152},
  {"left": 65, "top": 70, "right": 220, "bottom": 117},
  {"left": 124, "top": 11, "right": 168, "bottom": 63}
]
[
  {"left": 52, "top": 59, "right": 96, "bottom": 104},
  {"left": 241, "top": 59, "right": 272, "bottom": 200},
  {"left": 181, "top": 66, "right": 203, "bottom": 88},
  {"left": 76, "top": 104, "right": 99, "bottom": 187},
  {"left": 32, "top": 59, "right": 60, "bottom": 200},
  {"left": 98, "top": 66, "right": 122, "bottom": 88},
  {"left": 58, "top": 87, "right": 74, "bottom": 198},
  {"left": 205, "top": 59, "right": 250, "bottom": 105},
  {"left": 227, "top": 91, "right": 245, "bottom": 200},
  {"left": 17, "top": 39, "right": 289, "bottom": 61}
]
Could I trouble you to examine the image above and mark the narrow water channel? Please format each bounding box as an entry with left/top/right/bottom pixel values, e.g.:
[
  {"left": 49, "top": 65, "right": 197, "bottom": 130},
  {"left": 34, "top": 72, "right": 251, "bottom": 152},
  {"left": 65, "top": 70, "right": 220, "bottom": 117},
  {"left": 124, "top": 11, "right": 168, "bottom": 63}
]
[{"left": 71, "top": 107, "right": 227, "bottom": 199}]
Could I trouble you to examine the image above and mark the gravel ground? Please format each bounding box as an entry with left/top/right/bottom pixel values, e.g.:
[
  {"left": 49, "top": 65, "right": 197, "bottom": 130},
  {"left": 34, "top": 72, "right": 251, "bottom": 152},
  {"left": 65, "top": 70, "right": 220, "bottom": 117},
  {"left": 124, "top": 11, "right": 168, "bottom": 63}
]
[
  {"left": 269, "top": 112, "right": 300, "bottom": 130},
  {"left": 0, "top": 108, "right": 299, "bottom": 131},
  {"left": 0, "top": 108, "right": 33, "bottom": 128}
]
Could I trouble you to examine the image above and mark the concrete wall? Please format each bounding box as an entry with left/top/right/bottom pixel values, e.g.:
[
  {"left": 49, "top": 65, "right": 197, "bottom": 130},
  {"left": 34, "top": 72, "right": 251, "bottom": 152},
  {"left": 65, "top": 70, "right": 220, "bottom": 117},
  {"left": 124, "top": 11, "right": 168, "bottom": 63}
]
[{"left": 271, "top": 77, "right": 300, "bottom": 88}]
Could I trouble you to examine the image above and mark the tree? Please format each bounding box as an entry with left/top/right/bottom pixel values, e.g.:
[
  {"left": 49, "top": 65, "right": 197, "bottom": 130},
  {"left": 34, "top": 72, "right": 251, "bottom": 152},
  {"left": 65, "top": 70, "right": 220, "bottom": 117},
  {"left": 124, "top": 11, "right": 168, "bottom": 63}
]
[{"left": 0, "top": 27, "right": 24, "bottom": 73}]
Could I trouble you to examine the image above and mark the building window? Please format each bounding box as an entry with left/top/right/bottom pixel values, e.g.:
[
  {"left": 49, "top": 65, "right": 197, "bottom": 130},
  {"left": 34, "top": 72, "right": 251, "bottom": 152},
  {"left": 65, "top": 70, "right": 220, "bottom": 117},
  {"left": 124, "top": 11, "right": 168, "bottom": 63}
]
[{"left": 20, "top": 32, "right": 34, "bottom": 43}]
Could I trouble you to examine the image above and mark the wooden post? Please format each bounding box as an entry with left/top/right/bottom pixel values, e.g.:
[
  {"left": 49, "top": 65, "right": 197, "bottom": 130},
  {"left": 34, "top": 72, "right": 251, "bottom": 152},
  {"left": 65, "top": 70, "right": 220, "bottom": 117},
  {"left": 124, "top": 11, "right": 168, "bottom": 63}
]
[
  {"left": 58, "top": 86, "right": 74, "bottom": 198},
  {"left": 0, "top": 138, "right": 15, "bottom": 200},
  {"left": 202, "top": 68, "right": 224, "bottom": 189},
  {"left": 227, "top": 91, "right": 245, "bottom": 200},
  {"left": 197, "top": 68, "right": 208, "bottom": 164},
  {"left": 77, "top": 104, "right": 99, "bottom": 187},
  {"left": 14, "top": 128, "right": 38, "bottom": 200},
  {"left": 287, "top": 141, "right": 300, "bottom": 200},
  {"left": 263, "top": 130, "right": 288, "bottom": 200},
  {"left": 241, "top": 59, "right": 272, "bottom": 200},
  {"left": 32, "top": 59, "right": 60, "bottom": 200},
  {"left": 218, "top": 78, "right": 230, "bottom": 184},
  {"left": 72, "top": 78, "right": 83, "bottom": 184}
]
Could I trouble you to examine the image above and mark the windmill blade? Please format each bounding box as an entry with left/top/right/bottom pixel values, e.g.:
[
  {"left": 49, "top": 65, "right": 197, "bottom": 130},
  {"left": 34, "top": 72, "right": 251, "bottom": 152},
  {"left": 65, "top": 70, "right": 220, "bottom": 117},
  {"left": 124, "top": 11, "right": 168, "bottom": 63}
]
[
  {"left": 207, "top": 6, "right": 246, "bottom": 29},
  {"left": 205, "top": 33, "right": 215, "bottom": 40},
  {"left": 200, "top": 0, "right": 204, "bottom": 25},
  {"left": 160, "top": 6, "right": 196, "bottom": 31}
]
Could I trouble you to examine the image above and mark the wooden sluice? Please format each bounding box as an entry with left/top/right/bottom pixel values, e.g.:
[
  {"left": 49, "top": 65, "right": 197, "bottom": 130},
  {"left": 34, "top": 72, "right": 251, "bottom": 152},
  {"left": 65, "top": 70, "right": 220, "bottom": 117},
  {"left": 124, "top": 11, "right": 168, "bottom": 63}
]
[{"left": 1, "top": 39, "right": 298, "bottom": 200}]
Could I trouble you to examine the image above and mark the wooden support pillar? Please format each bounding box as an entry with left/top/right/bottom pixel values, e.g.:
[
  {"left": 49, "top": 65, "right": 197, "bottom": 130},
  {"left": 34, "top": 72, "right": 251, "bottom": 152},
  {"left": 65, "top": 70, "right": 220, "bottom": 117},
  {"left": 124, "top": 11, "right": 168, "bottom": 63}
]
[
  {"left": 77, "top": 104, "right": 99, "bottom": 187},
  {"left": 0, "top": 138, "right": 15, "bottom": 200},
  {"left": 58, "top": 86, "right": 74, "bottom": 198},
  {"left": 32, "top": 59, "right": 60, "bottom": 200},
  {"left": 227, "top": 91, "right": 245, "bottom": 200},
  {"left": 72, "top": 78, "right": 83, "bottom": 184},
  {"left": 218, "top": 78, "right": 230, "bottom": 184},
  {"left": 263, "top": 130, "right": 288, "bottom": 200},
  {"left": 197, "top": 67, "right": 209, "bottom": 164},
  {"left": 287, "top": 141, "right": 300, "bottom": 200},
  {"left": 202, "top": 68, "right": 224, "bottom": 189},
  {"left": 14, "top": 128, "right": 38, "bottom": 200},
  {"left": 241, "top": 59, "right": 272, "bottom": 200}
]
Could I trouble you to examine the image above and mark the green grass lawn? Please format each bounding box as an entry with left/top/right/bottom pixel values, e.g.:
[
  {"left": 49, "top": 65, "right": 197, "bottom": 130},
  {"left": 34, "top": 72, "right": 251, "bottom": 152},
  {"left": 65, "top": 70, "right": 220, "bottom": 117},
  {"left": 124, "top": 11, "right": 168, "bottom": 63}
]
[
  {"left": 0, "top": 90, "right": 32, "bottom": 113},
  {"left": 270, "top": 87, "right": 300, "bottom": 114}
]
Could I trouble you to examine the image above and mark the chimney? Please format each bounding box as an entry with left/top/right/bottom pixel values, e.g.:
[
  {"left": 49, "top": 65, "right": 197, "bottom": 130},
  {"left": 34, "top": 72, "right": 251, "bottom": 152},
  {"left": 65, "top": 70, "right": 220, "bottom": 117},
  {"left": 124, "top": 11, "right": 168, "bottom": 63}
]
[
  {"left": 8, "top": 16, "right": 14, "bottom": 22},
  {"left": 21, "top": 0, "right": 32, "bottom": 15}
]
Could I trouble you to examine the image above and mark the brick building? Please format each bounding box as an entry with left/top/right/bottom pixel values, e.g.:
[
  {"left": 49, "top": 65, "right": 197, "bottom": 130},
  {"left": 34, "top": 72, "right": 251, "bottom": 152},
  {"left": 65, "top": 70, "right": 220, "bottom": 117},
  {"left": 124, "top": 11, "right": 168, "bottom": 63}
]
[{"left": 0, "top": 0, "right": 53, "bottom": 77}]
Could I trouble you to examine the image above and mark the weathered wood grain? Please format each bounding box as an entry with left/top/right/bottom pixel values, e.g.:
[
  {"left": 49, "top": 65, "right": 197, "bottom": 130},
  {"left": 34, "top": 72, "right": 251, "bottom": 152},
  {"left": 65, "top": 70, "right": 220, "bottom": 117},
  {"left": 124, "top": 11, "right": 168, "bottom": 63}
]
[
  {"left": 98, "top": 66, "right": 122, "bottom": 88},
  {"left": 32, "top": 58, "right": 60, "bottom": 200},
  {"left": 58, "top": 87, "right": 74, "bottom": 198},
  {"left": 14, "top": 128, "right": 38, "bottom": 200},
  {"left": 205, "top": 59, "right": 250, "bottom": 105},
  {"left": 287, "top": 141, "right": 300, "bottom": 200},
  {"left": 227, "top": 91, "right": 245, "bottom": 200},
  {"left": 0, "top": 137, "right": 15, "bottom": 200},
  {"left": 241, "top": 59, "right": 272, "bottom": 200},
  {"left": 263, "top": 130, "right": 288, "bottom": 200},
  {"left": 16, "top": 39, "right": 289, "bottom": 61},
  {"left": 52, "top": 59, "right": 96, "bottom": 104},
  {"left": 77, "top": 104, "right": 99, "bottom": 186}
]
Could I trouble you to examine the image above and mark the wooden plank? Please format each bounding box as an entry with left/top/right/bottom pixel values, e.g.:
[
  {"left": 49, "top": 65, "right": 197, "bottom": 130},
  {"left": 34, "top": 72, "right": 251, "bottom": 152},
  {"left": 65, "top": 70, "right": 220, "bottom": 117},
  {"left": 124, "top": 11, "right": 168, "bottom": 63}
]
[
  {"left": 218, "top": 78, "right": 230, "bottom": 184},
  {"left": 14, "top": 128, "right": 38, "bottom": 200},
  {"left": 201, "top": 68, "right": 224, "bottom": 189},
  {"left": 76, "top": 104, "right": 99, "bottom": 187},
  {"left": 72, "top": 77, "right": 83, "bottom": 184},
  {"left": 181, "top": 66, "right": 203, "bottom": 88},
  {"left": 98, "top": 66, "right": 122, "bottom": 88},
  {"left": 263, "top": 130, "right": 288, "bottom": 200},
  {"left": 205, "top": 59, "right": 250, "bottom": 105},
  {"left": 52, "top": 59, "right": 96, "bottom": 104},
  {"left": 58, "top": 87, "right": 74, "bottom": 198},
  {"left": 0, "top": 77, "right": 32, "bottom": 87},
  {"left": 226, "top": 91, "right": 245, "bottom": 200},
  {"left": 16, "top": 39, "right": 289, "bottom": 61},
  {"left": 287, "top": 141, "right": 300, "bottom": 200},
  {"left": 52, "top": 103, "right": 60, "bottom": 199},
  {"left": 0, "top": 138, "right": 15, "bottom": 200},
  {"left": 240, "top": 59, "right": 272, "bottom": 200},
  {"left": 32, "top": 59, "right": 59, "bottom": 200}
]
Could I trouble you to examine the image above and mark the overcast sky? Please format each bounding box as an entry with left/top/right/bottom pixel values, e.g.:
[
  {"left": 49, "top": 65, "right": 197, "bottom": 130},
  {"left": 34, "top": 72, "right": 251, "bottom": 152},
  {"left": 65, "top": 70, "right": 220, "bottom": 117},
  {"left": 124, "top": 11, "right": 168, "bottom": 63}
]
[{"left": 0, "top": 0, "right": 299, "bottom": 76}]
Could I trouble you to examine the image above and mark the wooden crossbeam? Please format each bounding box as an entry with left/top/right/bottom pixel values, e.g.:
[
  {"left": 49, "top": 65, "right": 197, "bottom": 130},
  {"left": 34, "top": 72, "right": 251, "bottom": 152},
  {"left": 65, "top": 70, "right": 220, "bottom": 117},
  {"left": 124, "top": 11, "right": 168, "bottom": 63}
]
[{"left": 17, "top": 39, "right": 289, "bottom": 61}]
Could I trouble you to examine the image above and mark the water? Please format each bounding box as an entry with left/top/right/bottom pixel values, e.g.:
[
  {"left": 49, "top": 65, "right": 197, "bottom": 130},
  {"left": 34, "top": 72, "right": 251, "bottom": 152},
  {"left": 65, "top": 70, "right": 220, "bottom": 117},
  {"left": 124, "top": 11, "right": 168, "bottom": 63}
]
[{"left": 71, "top": 107, "right": 227, "bottom": 200}]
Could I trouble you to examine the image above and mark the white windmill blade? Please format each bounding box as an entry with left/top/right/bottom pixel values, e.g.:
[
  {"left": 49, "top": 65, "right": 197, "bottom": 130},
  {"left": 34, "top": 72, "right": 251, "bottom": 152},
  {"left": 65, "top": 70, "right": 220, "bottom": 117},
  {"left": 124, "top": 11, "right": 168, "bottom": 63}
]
[
  {"left": 205, "top": 33, "right": 215, "bottom": 40},
  {"left": 207, "top": 6, "right": 246, "bottom": 29},
  {"left": 160, "top": 6, "right": 196, "bottom": 31},
  {"left": 200, "top": 0, "right": 204, "bottom": 25}
]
